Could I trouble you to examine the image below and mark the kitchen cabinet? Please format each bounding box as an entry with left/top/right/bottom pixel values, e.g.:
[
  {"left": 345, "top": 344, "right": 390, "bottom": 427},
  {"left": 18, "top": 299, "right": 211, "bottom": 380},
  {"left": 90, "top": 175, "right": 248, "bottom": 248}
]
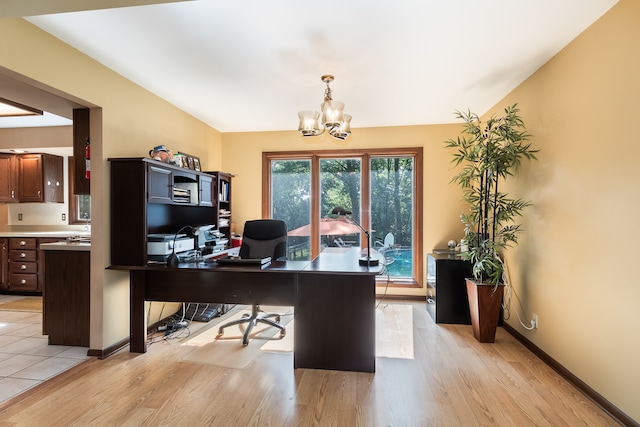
[
  {"left": 9, "top": 238, "right": 38, "bottom": 291},
  {"left": 0, "top": 154, "right": 18, "bottom": 202},
  {"left": 0, "top": 153, "right": 64, "bottom": 203},
  {"left": 0, "top": 237, "right": 65, "bottom": 293},
  {"left": 72, "top": 108, "right": 91, "bottom": 195},
  {"left": 38, "top": 238, "right": 67, "bottom": 291},
  {"left": 0, "top": 239, "right": 8, "bottom": 289},
  {"left": 43, "top": 246, "right": 90, "bottom": 346},
  {"left": 18, "top": 153, "right": 64, "bottom": 203}
]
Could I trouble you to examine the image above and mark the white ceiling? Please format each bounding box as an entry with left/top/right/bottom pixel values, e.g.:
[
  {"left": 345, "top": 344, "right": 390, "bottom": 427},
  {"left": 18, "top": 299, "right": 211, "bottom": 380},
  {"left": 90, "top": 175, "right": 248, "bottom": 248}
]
[{"left": 4, "top": 0, "right": 619, "bottom": 132}]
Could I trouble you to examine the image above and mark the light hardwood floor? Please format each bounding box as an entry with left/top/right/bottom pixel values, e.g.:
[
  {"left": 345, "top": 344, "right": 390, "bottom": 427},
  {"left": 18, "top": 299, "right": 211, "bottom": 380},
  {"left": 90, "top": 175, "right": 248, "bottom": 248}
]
[{"left": 0, "top": 301, "right": 621, "bottom": 426}]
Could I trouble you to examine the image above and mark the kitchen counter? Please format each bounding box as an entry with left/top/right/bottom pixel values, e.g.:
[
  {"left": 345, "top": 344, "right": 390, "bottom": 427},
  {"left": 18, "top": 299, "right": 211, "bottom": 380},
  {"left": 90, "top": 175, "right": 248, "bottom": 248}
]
[
  {"left": 0, "top": 231, "right": 91, "bottom": 238},
  {"left": 40, "top": 241, "right": 91, "bottom": 251}
]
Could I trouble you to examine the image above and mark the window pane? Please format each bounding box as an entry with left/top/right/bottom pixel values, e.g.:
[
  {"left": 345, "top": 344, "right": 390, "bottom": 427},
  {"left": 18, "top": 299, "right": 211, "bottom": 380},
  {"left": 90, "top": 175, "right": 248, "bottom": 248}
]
[
  {"left": 78, "top": 195, "right": 91, "bottom": 221},
  {"left": 371, "top": 157, "right": 414, "bottom": 278},
  {"left": 320, "top": 158, "right": 361, "bottom": 249},
  {"left": 271, "top": 159, "right": 311, "bottom": 260}
]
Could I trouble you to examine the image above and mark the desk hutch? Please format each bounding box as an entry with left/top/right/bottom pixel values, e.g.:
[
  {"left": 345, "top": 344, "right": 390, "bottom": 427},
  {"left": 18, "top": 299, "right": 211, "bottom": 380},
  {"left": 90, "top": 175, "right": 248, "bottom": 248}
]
[{"left": 109, "top": 157, "right": 232, "bottom": 265}]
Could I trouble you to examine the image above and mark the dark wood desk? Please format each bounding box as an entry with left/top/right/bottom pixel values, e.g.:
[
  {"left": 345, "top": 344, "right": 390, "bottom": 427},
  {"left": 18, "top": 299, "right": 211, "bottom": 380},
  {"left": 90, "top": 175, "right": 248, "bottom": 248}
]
[{"left": 111, "top": 247, "right": 382, "bottom": 373}]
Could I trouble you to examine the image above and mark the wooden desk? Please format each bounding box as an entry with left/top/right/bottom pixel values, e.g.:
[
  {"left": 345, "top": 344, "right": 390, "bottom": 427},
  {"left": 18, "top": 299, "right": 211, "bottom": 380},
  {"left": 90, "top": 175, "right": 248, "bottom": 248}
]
[{"left": 112, "top": 248, "right": 382, "bottom": 373}]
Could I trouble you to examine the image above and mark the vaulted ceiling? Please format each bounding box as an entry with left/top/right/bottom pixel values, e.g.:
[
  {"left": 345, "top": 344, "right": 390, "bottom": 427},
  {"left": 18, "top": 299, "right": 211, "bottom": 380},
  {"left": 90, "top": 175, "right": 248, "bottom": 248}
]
[{"left": 2, "top": 0, "right": 619, "bottom": 131}]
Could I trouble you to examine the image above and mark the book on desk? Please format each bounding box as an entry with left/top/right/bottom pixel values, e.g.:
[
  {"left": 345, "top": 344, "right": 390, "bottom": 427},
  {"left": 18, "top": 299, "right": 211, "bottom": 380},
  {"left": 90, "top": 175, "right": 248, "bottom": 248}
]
[{"left": 215, "top": 256, "right": 271, "bottom": 266}]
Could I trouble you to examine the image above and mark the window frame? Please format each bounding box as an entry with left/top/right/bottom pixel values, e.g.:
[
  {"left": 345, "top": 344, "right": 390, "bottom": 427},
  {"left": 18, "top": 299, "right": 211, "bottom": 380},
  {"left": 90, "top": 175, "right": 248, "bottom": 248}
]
[{"left": 263, "top": 147, "right": 423, "bottom": 288}]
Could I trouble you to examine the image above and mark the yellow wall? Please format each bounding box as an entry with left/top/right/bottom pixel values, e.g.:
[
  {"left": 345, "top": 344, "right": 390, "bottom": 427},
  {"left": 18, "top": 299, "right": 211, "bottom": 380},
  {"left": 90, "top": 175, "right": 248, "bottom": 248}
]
[
  {"left": 483, "top": 0, "right": 639, "bottom": 420},
  {"left": 0, "top": 18, "right": 222, "bottom": 350}
]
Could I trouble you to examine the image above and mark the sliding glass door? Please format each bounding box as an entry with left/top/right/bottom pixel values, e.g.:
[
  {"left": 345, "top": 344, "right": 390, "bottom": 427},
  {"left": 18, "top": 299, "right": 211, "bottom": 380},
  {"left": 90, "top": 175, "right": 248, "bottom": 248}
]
[{"left": 264, "top": 148, "right": 422, "bottom": 287}]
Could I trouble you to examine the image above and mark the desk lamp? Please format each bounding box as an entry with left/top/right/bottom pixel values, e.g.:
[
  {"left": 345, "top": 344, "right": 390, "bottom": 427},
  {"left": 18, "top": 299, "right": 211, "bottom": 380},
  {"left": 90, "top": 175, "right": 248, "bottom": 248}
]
[
  {"left": 166, "top": 225, "right": 199, "bottom": 267},
  {"left": 331, "top": 207, "right": 379, "bottom": 267}
]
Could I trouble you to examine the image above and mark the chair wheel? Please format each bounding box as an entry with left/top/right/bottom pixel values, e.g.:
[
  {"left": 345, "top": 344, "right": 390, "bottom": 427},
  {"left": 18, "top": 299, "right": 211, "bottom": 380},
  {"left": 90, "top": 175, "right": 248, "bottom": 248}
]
[
  {"left": 275, "top": 316, "right": 281, "bottom": 323},
  {"left": 242, "top": 340, "right": 249, "bottom": 346},
  {"left": 280, "top": 330, "right": 286, "bottom": 338},
  {"left": 218, "top": 328, "right": 224, "bottom": 335},
  {"left": 242, "top": 313, "right": 249, "bottom": 318}
]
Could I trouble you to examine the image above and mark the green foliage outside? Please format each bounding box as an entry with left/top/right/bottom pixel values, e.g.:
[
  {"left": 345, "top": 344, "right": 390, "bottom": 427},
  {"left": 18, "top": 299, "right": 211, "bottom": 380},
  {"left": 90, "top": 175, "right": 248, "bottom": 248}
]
[{"left": 271, "top": 156, "right": 414, "bottom": 278}]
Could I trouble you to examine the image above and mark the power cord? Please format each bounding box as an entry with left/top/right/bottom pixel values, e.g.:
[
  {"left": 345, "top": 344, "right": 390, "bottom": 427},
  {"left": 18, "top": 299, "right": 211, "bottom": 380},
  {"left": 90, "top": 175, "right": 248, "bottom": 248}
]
[
  {"left": 500, "top": 257, "right": 537, "bottom": 331},
  {"left": 376, "top": 261, "right": 390, "bottom": 309}
]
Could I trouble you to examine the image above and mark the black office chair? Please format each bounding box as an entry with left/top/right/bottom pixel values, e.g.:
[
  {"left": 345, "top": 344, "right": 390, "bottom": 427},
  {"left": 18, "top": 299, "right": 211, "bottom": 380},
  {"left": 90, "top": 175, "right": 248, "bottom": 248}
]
[{"left": 217, "top": 219, "right": 288, "bottom": 346}]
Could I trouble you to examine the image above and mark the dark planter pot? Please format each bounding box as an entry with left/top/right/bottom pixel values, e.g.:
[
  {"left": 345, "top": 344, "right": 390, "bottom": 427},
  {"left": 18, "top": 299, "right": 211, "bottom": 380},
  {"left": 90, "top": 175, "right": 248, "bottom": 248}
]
[{"left": 465, "top": 278, "right": 504, "bottom": 343}]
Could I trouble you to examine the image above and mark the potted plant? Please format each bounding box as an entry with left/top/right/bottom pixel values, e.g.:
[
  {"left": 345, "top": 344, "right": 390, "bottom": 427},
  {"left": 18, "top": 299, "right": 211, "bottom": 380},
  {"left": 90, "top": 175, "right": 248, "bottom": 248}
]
[{"left": 445, "top": 104, "right": 538, "bottom": 342}]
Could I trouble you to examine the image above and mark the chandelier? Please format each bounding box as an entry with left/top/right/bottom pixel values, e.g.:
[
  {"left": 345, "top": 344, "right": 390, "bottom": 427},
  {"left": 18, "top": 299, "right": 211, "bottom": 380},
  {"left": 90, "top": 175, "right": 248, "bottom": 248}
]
[{"left": 298, "top": 75, "right": 351, "bottom": 140}]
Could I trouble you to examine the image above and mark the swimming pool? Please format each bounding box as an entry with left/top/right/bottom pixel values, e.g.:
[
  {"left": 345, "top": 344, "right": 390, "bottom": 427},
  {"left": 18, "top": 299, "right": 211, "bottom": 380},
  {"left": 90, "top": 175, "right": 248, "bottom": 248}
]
[{"left": 382, "top": 248, "right": 413, "bottom": 277}]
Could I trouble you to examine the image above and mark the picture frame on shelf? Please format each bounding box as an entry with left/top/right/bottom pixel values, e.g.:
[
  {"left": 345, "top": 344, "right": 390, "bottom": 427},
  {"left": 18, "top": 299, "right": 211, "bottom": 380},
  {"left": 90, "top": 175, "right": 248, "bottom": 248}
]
[
  {"left": 173, "top": 153, "right": 187, "bottom": 168},
  {"left": 177, "top": 152, "right": 201, "bottom": 171}
]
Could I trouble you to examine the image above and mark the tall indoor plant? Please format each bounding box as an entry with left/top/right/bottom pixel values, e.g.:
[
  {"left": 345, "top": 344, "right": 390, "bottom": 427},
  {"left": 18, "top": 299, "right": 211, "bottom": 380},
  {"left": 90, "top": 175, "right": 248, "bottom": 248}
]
[{"left": 445, "top": 104, "right": 537, "bottom": 342}]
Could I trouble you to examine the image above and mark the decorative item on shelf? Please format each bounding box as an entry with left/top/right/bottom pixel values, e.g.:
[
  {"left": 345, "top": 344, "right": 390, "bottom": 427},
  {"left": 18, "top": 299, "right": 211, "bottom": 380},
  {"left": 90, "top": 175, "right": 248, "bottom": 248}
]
[
  {"left": 331, "top": 206, "right": 379, "bottom": 266},
  {"left": 166, "top": 225, "right": 200, "bottom": 267},
  {"left": 445, "top": 103, "right": 538, "bottom": 342},
  {"left": 298, "top": 74, "right": 352, "bottom": 141},
  {"left": 149, "top": 145, "right": 181, "bottom": 167},
  {"left": 177, "top": 152, "right": 201, "bottom": 171}
]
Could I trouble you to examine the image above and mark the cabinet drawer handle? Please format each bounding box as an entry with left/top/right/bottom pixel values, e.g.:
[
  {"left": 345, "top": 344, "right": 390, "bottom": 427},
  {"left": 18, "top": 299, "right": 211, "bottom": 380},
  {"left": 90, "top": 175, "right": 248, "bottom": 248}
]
[
  {"left": 21, "top": 279, "right": 27, "bottom": 284},
  {"left": 19, "top": 240, "right": 27, "bottom": 246},
  {"left": 20, "top": 252, "right": 27, "bottom": 258},
  {"left": 20, "top": 264, "right": 27, "bottom": 270}
]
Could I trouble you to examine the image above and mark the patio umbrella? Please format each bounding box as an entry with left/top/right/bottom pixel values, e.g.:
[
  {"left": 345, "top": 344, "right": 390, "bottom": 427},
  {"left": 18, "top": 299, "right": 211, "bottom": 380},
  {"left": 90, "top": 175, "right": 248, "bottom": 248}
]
[{"left": 288, "top": 217, "right": 363, "bottom": 236}]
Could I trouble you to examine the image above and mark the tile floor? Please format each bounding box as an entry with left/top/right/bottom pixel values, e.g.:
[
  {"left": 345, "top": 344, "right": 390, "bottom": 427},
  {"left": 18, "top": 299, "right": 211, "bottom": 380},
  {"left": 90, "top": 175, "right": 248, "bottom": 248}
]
[{"left": 0, "top": 295, "right": 90, "bottom": 405}]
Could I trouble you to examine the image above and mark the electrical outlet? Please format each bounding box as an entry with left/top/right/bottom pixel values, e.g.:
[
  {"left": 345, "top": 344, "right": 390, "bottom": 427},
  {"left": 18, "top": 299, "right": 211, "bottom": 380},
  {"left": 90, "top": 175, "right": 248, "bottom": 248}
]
[
  {"left": 532, "top": 313, "right": 538, "bottom": 329},
  {"left": 62, "top": 213, "right": 66, "bottom": 221},
  {"left": 18, "top": 213, "right": 23, "bottom": 221}
]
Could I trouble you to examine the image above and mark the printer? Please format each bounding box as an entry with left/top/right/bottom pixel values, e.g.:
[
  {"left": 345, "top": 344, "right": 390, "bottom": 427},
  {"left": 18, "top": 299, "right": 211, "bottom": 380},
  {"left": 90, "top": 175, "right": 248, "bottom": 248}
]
[{"left": 147, "top": 233, "right": 195, "bottom": 262}]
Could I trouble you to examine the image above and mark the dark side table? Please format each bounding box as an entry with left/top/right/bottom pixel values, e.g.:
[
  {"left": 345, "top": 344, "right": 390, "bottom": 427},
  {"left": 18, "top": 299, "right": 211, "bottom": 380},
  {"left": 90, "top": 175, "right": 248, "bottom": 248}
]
[{"left": 426, "top": 253, "right": 472, "bottom": 324}]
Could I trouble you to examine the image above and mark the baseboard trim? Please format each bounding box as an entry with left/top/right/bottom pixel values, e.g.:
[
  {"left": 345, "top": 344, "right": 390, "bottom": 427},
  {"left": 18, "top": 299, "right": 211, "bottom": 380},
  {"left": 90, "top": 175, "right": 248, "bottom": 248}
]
[
  {"left": 87, "top": 336, "right": 130, "bottom": 359},
  {"left": 503, "top": 322, "right": 638, "bottom": 427},
  {"left": 86, "top": 316, "right": 178, "bottom": 359}
]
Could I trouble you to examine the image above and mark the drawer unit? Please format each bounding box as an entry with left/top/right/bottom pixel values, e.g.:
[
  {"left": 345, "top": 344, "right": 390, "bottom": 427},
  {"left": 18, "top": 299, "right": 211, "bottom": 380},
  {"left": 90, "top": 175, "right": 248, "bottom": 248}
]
[
  {"left": 0, "top": 237, "right": 65, "bottom": 293},
  {"left": 9, "top": 240, "right": 38, "bottom": 291}
]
